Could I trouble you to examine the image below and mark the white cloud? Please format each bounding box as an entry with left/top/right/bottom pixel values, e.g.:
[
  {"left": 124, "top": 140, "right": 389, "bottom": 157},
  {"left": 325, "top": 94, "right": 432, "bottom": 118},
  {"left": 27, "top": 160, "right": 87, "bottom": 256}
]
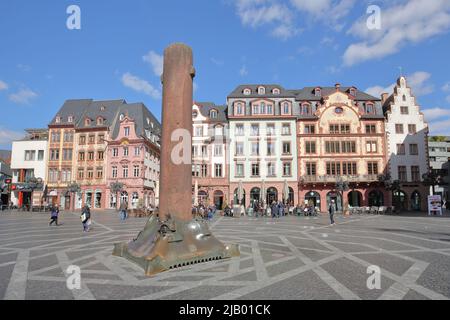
[
  {"left": 366, "top": 71, "right": 433, "bottom": 98},
  {"left": 422, "top": 107, "right": 450, "bottom": 122},
  {"left": 234, "top": 0, "right": 297, "bottom": 39},
  {"left": 0, "top": 80, "right": 8, "bottom": 91},
  {"left": 344, "top": 0, "right": 450, "bottom": 65},
  {"left": 121, "top": 73, "right": 161, "bottom": 99},
  {"left": 9, "top": 88, "right": 38, "bottom": 104},
  {"left": 143, "top": 51, "right": 163, "bottom": 76},
  {"left": 239, "top": 65, "right": 248, "bottom": 76},
  {"left": 0, "top": 127, "right": 23, "bottom": 145},
  {"left": 442, "top": 82, "right": 450, "bottom": 92},
  {"left": 446, "top": 95, "right": 450, "bottom": 103},
  {"left": 428, "top": 118, "right": 450, "bottom": 136}
]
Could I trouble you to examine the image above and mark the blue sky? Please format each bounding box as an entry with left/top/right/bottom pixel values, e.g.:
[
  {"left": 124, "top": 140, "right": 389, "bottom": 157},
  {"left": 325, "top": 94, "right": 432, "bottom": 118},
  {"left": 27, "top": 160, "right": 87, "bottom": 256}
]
[{"left": 1, "top": 0, "right": 450, "bottom": 149}]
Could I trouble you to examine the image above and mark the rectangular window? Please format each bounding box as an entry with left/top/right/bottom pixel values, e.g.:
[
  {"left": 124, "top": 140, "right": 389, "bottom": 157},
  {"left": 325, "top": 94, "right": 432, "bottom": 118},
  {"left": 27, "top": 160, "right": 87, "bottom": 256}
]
[
  {"left": 306, "top": 162, "right": 316, "bottom": 176},
  {"left": 123, "top": 166, "right": 128, "bottom": 178},
  {"left": 235, "top": 142, "right": 244, "bottom": 156},
  {"left": 194, "top": 126, "right": 203, "bottom": 137},
  {"left": 409, "top": 144, "right": 419, "bottom": 155},
  {"left": 251, "top": 124, "right": 259, "bottom": 136},
  {"left": 50, "top": 149, "right": 59, "bottom": 161},
  {"left": 201, "top": 145, "right": 208, "bottom": 157},
  {"left": 267, "top": 141, "right": 275, "bottom": 156},
  {"left": 408, "top": 124, "right": 417, "bottom": 134},
  {"left": 283, "top": 162, "right": 292, "bottom": 176},
  {"left": 51, "top": 131, "right": 60, "bottom": 143},
  {"left": 236, "top": 163, "right": 244, "bottom": 177},
  {"left": 134, "top": 147, "right": 140, "bottom": 156},
  {"left": 305, "top": 141, "right": 316, "bottom": 154},
  {"left": 214, "top": 145, "right": 222, "bottom": 156},
  {"left": 282, "top": 142, "right": 291, "bottom": 155},
  {"left": 401, "top": 106, "right": 409, "bottom": 115},
  {"left": 97, "top": 151, "right": 104, "bottom": 160},
  {"left": 304, "top": 125, "right": 315, "bottom": 134},
  {"left": 267, "top": 124, "right": 275, "bottom": 136},
  {"left": 123, "top": 147, "right": 129, "bottom": 157},
  {"left": 397, "top": 144, "right": 406, "bottom": 155},
  {"left": 251, "top": 142, "right": 259, "bottom": 155},
  {"left": 24, "top": 150, "right": 36, "bottom": 161},
  {"left": 251, "top": 163, "right": 260, "bottom": 177},
  {"left": 267, "top": 162, "right": 276, "bottom": 176},
  {"left": 201, "top": 164, "right": 208, "bottom": 177},
  {"left": 88, "top": 135, "right": 95, "bottom": 144},
  {"left": 88, "top": 151, "right": 94, "bottom": 161},
  {"left": 78, "top": 168, "right": 84, "bottom": 180},
  {"left": 112, "top": 148, "right": 118, "bottom": 157},
  {"left": 368, "top": 162, "right": 379, "bottom": 175},
  {"left": 366, "top": 141, "right": 377, "bottom": 153},
  {"left": 87, "top": 168, "right": 94, "bottom": 179},
  {"left": 38, "top": 150, "right": 44, "bottom": 161},
  {"left": 124, "top": 127, "right": 130, "bottom": 136},
  {"left": 341, "top": 141, "right": 356, "bottom": 153},
  {"left": 365, "top": 124, "right": 376, "bottom": 134},
  {"left": 395, "top": 124, "right": 404, "bottom": 134},
  {"left": 112, "top": 166, "right": 118, "bottom": 178},
  {"left": 282, "top": 123, "right": 291, "bottom": 135},
  {"left": 96, "top": 167, "right": 103, "bottom": 179},
  {"left": 98, "top": 134, "right": 105, "bottom": 144},
  {"left": 63, "top": 132, "right": 73, "bottom": 142},
  {"left": 79, "top": 135, "right": 86, "bottom": 145},
  {"left": 62, "top": 149, "right": 72, "bottom": 161},
  {"left": 215, "top": 164, "right": 222, "bottom": 177},
  {"left": 411, "top": 166, "right": 420, "bottom": 182},
  {"left": 398, "top": 166, "right": 407, "bottom": 182},
  {"left": 133, "top": 165, "right": 140, "bottom": 177},
  {"left": 235, "top": 124, "right": 244, "bottom": 136},
  {"left": 78, "top": 152, "right": 85, "bottom": 161}
]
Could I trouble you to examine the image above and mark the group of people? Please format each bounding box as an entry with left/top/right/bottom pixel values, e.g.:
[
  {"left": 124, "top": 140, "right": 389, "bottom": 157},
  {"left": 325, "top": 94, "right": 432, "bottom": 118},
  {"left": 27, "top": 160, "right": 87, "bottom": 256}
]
[
  {"left": 47, "top": 204, "right": 92, "bottom": 231},
  {"left": 192, "top": 203, "right": 217, "bottom": 220}
]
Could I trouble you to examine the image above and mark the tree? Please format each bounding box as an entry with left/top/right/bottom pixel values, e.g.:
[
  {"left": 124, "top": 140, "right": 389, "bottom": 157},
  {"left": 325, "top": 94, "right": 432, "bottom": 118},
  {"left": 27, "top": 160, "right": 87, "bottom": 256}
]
[
  {"left": 429, "top": 136, "right": 446, "bottom": 142},
  {"left": 26, "top": 177, "right": 43, "bottom": 211},
  {"left": 422, "top": 171, "right": 444, "bottom": 195},
  {"left": 67, "top": 182, "right": 81, "bottom": 211},
  {"left": 110, "top": 181, "right": 124, "bottom": 209}
]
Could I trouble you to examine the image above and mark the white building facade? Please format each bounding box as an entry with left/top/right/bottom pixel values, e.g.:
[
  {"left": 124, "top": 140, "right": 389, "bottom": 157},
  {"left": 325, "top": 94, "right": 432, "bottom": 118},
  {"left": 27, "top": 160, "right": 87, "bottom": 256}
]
[
  {"left": 227, "top": 85, "right": 298, "bottom": 206},
  {"left": 383, "top": 76, "right": 429, "bottom": 211},
  {"left": 10, "top": 129, "right": 48, "bottom": 207}
]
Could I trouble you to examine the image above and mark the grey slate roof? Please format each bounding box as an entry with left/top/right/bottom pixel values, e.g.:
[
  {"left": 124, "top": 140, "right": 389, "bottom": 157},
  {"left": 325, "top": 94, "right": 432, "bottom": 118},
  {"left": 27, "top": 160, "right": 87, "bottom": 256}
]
[
  {"left": 291, "top": 87, "right": 380, "bottom": 101},
  {"left": 195, "top": 102, "right": 228, "bottom": 122},
  {"left": 49, "top": 99, "right": 93, "bottom": 126},
  {"left": 228, "top": 85, "right": 295, "bottom": 98},
  {"left": 77, "top": 100, "right": 126, "bottom": 129}
]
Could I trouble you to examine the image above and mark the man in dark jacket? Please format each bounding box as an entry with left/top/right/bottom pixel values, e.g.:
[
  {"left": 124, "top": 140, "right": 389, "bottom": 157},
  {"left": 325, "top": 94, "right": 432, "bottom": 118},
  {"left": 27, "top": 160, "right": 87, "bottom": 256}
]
[
  {"left": 329, "top": 200, "right": 336, "bottom": 225},
  {"left": 81, "top": 205, "right": 91, "bottom": 232}
]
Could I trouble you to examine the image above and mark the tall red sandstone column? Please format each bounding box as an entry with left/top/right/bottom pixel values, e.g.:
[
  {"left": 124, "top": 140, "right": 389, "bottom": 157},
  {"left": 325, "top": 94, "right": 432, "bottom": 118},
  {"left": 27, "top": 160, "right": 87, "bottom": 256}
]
[{"left": 159, "top": 43, "right": 194, "bottom": 221}]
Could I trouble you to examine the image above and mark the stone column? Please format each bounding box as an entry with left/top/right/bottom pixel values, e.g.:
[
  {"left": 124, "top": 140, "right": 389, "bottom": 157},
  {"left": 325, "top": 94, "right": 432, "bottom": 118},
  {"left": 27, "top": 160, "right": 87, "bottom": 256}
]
[{"left": 159, "top": 43, "right": 195, "bottom": 222}]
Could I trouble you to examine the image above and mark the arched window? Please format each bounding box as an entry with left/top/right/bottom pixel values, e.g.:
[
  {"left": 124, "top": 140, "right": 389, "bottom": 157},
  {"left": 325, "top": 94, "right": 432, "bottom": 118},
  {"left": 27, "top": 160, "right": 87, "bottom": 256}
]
[
  {"left": 97, "top": 117, "right": 103, "bottom": 125},
  {"left": 365, "top": 103, "right": 374, "bottom": 114},
  {"left": 210, "top": 109, "right": 218, "bottom": 119},
  {"left": 402, "top": 95, "right": 407, "bottom": 101},
  {"left": 272, "top": 88, "right": 280, "bottom": 95},
  {"left": 236, "top": 102, "right": 243, "bottom": 115},
  {"left": 192, "top": 110, "right": 198, "bottom": 118},
  {"left": 302, "top": 103, "right": 312, "bottom": 115},
  {"left": 314, "top": 88, "right": 321, "bottom": 97},
  {"left": 85, "top": 118, "right": 91, "bottom": 126},
  {"left": 55, "top": 117, "right": 61, "bottom": 123},
  {"left": 68, "top": 116, "right": 73, "bottom": 123},
  {"left": 258, "top": 86, "right": 265, "bottom": 95},
  {"left": 119, "top": 114, "right": 125, "bottom": 121},
  {"left": 283, "top": 102, "right": 290, "bottom": 114},
  {"left": 261, "top": 102, "right": 266, "bottom": 114},
  {"left": 350, "top": 88, "right": 357, "bottom": 96},
  {"left": 243, "top": 88, "right": 251, "bottom": 95}
]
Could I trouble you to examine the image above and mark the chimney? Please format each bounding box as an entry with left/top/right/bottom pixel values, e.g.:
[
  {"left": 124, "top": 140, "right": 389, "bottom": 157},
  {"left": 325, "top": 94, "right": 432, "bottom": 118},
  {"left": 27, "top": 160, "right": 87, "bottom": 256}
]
[
  {"left": 381, "top": 93, "right": 388, "bottom": 104},
  {"left": 335, "top": 83, "right": 341, "bottom": 91}
]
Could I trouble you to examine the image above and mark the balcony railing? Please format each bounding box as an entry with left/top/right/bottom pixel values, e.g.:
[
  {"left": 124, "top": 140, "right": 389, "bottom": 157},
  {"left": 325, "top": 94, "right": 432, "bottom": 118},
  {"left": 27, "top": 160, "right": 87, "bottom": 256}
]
[{"left": 300, "top": 175, "right": 379, "bottom": 183}]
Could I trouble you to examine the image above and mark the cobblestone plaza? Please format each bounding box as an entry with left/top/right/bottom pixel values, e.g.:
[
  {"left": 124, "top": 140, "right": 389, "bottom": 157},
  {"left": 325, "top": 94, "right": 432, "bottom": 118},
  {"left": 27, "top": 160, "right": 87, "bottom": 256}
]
[{"left": 1, "top": 211, "right": 449, "bottom": 300}]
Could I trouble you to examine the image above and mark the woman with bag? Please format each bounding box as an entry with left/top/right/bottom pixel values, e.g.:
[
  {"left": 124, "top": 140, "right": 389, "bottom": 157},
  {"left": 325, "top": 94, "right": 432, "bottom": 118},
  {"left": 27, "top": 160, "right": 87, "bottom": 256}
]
[
  {"left": 81, "top": 205, "right": 91, "bottom": 232},
  {"left": 49, "top": 205, "right": 59, "bottom": 226}
]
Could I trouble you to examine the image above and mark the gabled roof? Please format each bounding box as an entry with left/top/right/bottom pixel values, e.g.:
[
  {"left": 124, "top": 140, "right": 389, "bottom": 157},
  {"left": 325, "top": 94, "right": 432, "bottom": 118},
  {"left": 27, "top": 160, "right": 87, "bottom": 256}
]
[{"left": 194, "top": 102, "right": 227, "bottom": 122}]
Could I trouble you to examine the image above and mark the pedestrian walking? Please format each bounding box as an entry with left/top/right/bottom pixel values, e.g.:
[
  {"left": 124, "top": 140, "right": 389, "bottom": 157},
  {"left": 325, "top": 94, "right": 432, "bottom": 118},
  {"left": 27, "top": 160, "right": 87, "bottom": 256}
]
[
  {"left": 81, "top": 205, "right": 91, "bottom": 232},
  {"left": 278, "top": 201, "right": 284, "bottom": 218},
  {"left": 329, "top": 200, "right": 336, "bottom": 225},
  {"left": 119, "top": 201, "right": 128, "bottom": 221},
  {"left": 49, "top": 205, "right": 59, "bottom": 226}
]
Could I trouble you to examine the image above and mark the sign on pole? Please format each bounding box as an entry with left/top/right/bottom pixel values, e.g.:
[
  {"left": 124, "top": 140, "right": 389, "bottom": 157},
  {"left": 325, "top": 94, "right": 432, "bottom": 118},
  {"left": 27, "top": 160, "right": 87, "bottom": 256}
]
[{"left": 427, "top": 195, "right": 442, "bottom": 216}]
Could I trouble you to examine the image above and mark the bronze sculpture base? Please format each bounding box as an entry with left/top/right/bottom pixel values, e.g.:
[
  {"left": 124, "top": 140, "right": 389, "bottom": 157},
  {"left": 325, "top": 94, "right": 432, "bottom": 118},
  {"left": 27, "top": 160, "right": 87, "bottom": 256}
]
[{"left": 113, "top": 215, "right": 240, "bottom": 276}]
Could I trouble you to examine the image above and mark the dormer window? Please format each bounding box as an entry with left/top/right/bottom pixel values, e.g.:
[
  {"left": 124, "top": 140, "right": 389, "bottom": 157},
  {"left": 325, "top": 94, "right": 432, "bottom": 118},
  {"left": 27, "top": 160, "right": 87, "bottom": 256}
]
[
  {"left": 146, "top": 117, "right": 150, "bottom": 125},
  {"left": 243, "top": 88, "right": 251, "bottom": 95},
  {"left": 192, "top": 110, "right": 198, "bottom": 118},
  {"left": 272, "top": 88, "right": 280, "bottom": 95},
  {"left": 85, "top": 118, "right": 91, "bottom": 126},
  {"left": 282, "top": 102, "right": 290, "bottom": 115},
  {"left": 258, "top": 86, "right": 265, "bottom": 95},
  {"left": 100, "top": 106, "right": 106, "bottom": 111},
  {"left": 97, "top": 117, "right": 104, "bottom": 125},
  {"left": 55, "top": 116, "right": 61, "bottom": 124},
  {"left": 210, "top": 109, "right": 218, "bottom": 119},
  {"left": 119, "top": 114, "right": 125, "bottom": 121},
  {"left": 349, "top": 88, "right": 357, "bottom": 96},
  {"left": 235, "top": 102, "right": 244, "bottom": 115},
  {"left": 301, "top": 103, "right": 312, "bottom": 115},
  {"left": 314, "top": 88, "right": 321, "bottom": 97},
  {"left": 68, "top": 116, "right": 73, "bottom": 123},
  {"left": 365, "top": 103, "right": 374, "bottom": 114}
]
